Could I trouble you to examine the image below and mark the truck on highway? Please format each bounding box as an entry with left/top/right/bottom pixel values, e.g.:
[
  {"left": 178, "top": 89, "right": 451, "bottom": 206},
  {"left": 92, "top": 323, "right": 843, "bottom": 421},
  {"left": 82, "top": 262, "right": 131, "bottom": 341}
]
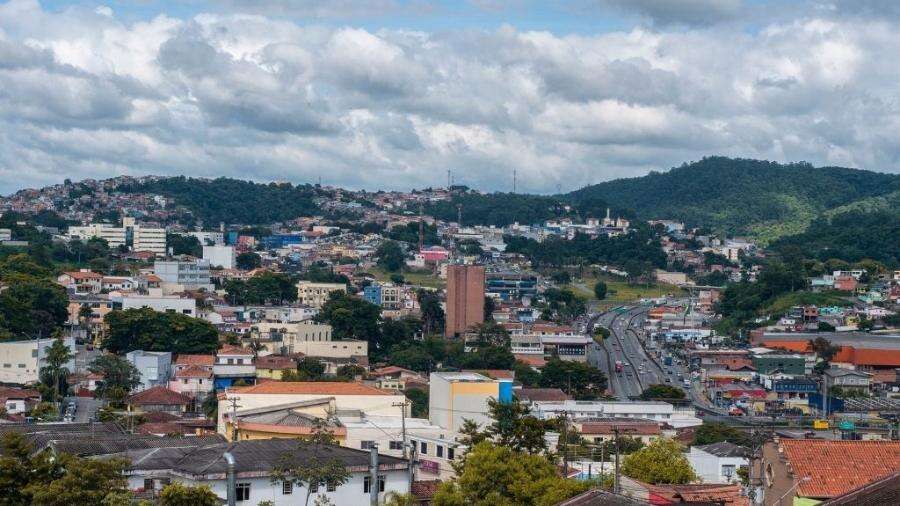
[{"left": 615, "top": 360, "right": 624, "bottom": 373}]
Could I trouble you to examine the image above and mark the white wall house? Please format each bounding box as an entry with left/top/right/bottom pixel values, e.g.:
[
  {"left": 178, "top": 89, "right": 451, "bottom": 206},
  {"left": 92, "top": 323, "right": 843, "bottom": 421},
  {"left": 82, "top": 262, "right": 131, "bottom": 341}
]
[
  {"left": 0, "top": 337, "right": 77, "bottom": 385},
  {"left": 203, "top": 245, "right": 235, "bottom": 269},
  {"left": 528, "top": 400, "right": 703, "bottom": 428},
  {"left": 113, "top": 294, "right": 197, "bottom": 317},
  {"left": 122, "top": 438, "right": 410, "bottom": 506},
  {"left": 685, "top": 442, "right": 749, "bottom": 484}
]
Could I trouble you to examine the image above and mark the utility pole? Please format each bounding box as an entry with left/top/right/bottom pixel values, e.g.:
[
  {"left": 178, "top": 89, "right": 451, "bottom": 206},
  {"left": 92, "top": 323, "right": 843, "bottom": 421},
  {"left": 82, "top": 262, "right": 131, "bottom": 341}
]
[
  {"left": 408, "top": 440, "right": 417, "bottom": 490},
  {"left": 456, "top": 204, "right": 462, "bottom": 227},
  {"left": 447, "top": 169, "right": 451, "bottom": 189},
  {"left": 513, "top": 168, "right": 517, "bottom": 193},
  {"left": 393, "top": 401, "right": 409, "bottom": 459},
  {"left": 600, "top": 440, "right": 607, "bottom": 476},
  {"left": 369, "top": 445, "right": 380, "bottom": 506},
  {"left": 227, "top": 396, "right": 241, "bottom": 442},
  {"left": 613, "top": 426, "right": 621, "bottom": 495},
  {"left": 563, "top": 419, "right": 570, "bottom": 477}
]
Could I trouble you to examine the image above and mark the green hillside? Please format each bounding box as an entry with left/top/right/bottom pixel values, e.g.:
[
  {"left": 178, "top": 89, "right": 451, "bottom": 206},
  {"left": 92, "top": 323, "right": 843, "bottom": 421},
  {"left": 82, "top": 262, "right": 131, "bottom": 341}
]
[
  {"left": 567, "top": 156, "right": 900, "bottom": 243},
  {"left": 118, "top": 176, "right": 324, "bottom": 225}
]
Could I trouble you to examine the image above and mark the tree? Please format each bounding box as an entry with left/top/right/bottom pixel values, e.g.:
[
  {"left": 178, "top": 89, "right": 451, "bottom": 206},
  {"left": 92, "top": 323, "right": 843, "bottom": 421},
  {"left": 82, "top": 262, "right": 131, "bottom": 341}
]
[
  {"left": 0, "top": 274, "right": 69, "bottom": 338},
  {"left": 335, "top": 364, "right": 365, "bottom": 381},
  {"left": 41, "top": 338, "right": 73, "bottom": 404},
  {"left": 166, "top": 233, "right": 202, "bottom": 257},
  {"left": 405, "top": 388, "right": 428, "bottom": 418},
  {"left": 158, "top": 483, "right": 219, "bottom": 506},
  {"left": 316, "top": 291, "right": 382, "bottom": 345},
  {"left": 539, "top": 358, "right": 607, "bottom": 400},
  {"left": 103, "top": 308, "right": 219, "bottom": 354},
  {"left": 470, "top": 321, "right": 510, "bottom": 347},
  {"left": 270, "top": 422, "right": 352, "bottom": 506},
  {"left": 0, "top": 432, "right": 130, "bottom": 506},
  {"left": 484, "top": 398, "right": 547, "bottom": 454},
  {"left": 433, "top": 442, "right": 588, "bottom": 506},
  {"left": 295, "top": 357, "right": 326, "bottom": 381},
  {"left": 418, "top": 289, "right": 445, "bottom": 335},
  {"left": 236, "top": 251, "right": 262, "bottom": 270},
  {"left": 89, "top": 354, "right": 141, "bottom": 403},
  {"left": 593, "top": 281, "right": 607, "bottom": 300},
  {"left": 225, "top": 272, "right": 297, "bottom": 305},
  {"left": 621, "top": 439, "right": 697, "bottom": 484},
  {"left": 376, "top": 240, "right": 406, "bottom": 272},
  {"left": 512, "top": 361, "right": 540, "bottom": 387},
  {"left": 639, "top": 384, "right": 686, "bottom": 401},
  {"left": 691, "top": 422, "right": 751, "bottom": 447},
  {"left": 28, "top": 454, "right": 130, "bottom": 506}
]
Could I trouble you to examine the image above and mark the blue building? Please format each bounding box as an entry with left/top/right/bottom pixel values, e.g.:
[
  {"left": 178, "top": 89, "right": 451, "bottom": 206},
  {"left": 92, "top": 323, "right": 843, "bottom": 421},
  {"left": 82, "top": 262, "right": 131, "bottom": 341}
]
[
  {"left": 363, "top": 284, "right": 382, "bottom": 306},
  {"left": 259, "top": 234, "right": 304, "bottom": 250},
  {"left": 486, "top": 272, "right": 537, "bottom": 301}
]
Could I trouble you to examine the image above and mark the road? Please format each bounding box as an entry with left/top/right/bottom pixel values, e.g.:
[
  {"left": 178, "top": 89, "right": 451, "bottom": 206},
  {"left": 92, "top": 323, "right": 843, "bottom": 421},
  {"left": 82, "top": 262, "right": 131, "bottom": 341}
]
[
  {"left": 64, "top": 396, "right": 104, "bottom": 423},
  {"left": 587, "top": 306, "right": 664, "bottom": 400}
]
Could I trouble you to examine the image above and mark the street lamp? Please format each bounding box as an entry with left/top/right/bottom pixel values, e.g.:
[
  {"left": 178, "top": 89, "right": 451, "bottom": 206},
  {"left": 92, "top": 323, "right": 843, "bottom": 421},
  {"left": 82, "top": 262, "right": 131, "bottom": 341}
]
[{"left": 776, "top": 476, "right": 811, "bottom": 505}]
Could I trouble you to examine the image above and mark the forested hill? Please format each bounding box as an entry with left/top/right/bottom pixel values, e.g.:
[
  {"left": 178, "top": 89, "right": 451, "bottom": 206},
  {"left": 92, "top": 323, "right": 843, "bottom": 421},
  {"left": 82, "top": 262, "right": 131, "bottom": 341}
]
[
  {"left": 568, "top": 157, "right": 900, "bottom": 242},
  {"left": 118, "top": 176, "right": 324, "bottom": 225}
]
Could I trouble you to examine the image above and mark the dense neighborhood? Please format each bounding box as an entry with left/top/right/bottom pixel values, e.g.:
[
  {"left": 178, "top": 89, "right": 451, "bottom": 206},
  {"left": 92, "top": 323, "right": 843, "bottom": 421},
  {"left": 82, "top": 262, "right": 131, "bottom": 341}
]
[{"left": 0, "top": 172, "right": 897, "bottom": 506}]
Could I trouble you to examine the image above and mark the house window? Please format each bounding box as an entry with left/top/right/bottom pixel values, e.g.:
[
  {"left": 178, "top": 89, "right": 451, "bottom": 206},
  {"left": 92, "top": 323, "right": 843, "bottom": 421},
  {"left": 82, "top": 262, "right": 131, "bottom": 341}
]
[
  {"left": 389, "top": 440, "right": 404, "bottom": 450},
  {"left": 235, "top": 483, "right": 250, "bottom": 501},
  {"left": 448, "top": 447, "right": 455, "bottom": 460},
  {"left": 437, "top": 445, "right": 444, "bottom": 458},
  {"left": 310, "top": 482, "right": 318, "bottom": 493},
  {"left": 361, "top": 440, "right": 376, "bottom": 450},
  {"left": 420, "top": 441, "right": 427, "bottom": 455},
  {"left": 363, "top": 476, "right": 386, "bottom": 494},
  {"left": 144, "top": 478, "right": 154, "bottom": 490},
  {"left": 327, "top": 482, "right": 337, "bottom": 492},
  {"left": 721, "top": 465, "right": 736, "bottom": 480},
  {"left": 282, "top": 482, "right": 293, "bottom": 495}
]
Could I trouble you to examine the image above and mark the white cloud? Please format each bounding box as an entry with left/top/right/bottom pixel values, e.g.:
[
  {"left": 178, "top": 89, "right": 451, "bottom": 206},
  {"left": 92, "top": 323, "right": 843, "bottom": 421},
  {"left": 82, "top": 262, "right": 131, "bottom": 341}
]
[{"left": 0, "top": 0, "right": 899, "bottom": 194}]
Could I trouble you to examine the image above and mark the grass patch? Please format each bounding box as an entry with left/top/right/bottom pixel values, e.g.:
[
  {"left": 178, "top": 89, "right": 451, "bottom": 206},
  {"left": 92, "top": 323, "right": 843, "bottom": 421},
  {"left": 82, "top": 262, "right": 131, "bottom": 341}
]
[
  {"left": 567, "top": 274, "right": 685, "bottom": 306},
  {"left": 368, "top": 266, "right": 445, "bottom": 289},
  {"left": 763, "top": 290, "right": 853, "bottom": 316}
]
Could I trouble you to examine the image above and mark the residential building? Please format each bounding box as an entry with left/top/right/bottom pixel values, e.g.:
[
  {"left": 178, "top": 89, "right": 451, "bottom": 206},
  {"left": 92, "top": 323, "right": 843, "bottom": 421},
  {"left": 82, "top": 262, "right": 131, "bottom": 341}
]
[
  {"left": 528, "top": 400, "right": 703, "bottom": 428},
  {"left": 57, "top": 270, "right": 103, "bottom": 294},
  {"left": 296, "top": 281, "right": 347, "bottom": 309},
  {"left": 0, "top": 337, "right": 76, "bottom": 385},
  {"left": 686, "top": 442, "right": 748, "bottom": 484},
  {"left": 202, "top": 244, "right": 235, "bottom": 269},
  {"left": 213, "top": 345, "right": 256, "bottom": 389},
  {"left": 429, "top": 371, "right": 512, "bottom": 432},
  {"left": 125, "top": 350, "right": 173, "bottom": 391},
  {"left": 759, "top": 439, "right": 900, "bottom": 505},
  {"left": 574, "top": 418, "right": 662, "bottom": 445},
  {"left": 153, "top": 259, "right": 213, "bottom": 292},
  {"left": 169, "top": 354, "right": 215, "bottom": 400},
  {"left": 824, "top": 367, "right": 873, "bottom": 395},
  {"left": 254, "top": 355, "right": 298, "bottom": 380},
  {"left": 68, "top": 217, "right": 166, "bottom": 254},
  {"left": 751, "top": 353, "right": 810, "bottom": 375},
  {"left": 0, "top": 386, "right": 41, "bottom": 414},
  {"left": 217, "top": 381, "right": 405, "bottom": 434},
  {"left": 119, "top": 438, "right": 410, "bottom": 506},
  {"left": 112, "top": 293, "right": 197, "bottom": 317},
  {"left": 445, "top": 264, "right": 485, "bottom": 337},
  {"left": 127, "top": 386, "right": 192, "bottom": 415}
]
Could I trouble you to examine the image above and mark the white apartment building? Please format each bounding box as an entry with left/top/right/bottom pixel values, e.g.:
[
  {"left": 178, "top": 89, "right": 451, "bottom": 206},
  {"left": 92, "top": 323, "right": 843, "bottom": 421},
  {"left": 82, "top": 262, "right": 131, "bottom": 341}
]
[
  {"left": 153, "top": 259, "right": 213, "bottom": 292},
  {"left": 528, "top": 400, "right": 703, "bottom": 428},
  {"left": 67, "top": 217, "right": 166, "bottom": 254},
  {"left": 189, "top": 231, "right": 225, "bottom": 246},
  {"left": 112, "top": 293, "right": 197, "bottom": 317},
  {"left": 202, "top": 245, "right": 235, "bottom": 269},
  {"left": 296, "top": 281, "right": 347, "bottom": 309},
  {"left": 685, "top": 442, "right": 749, "bottom": 484},
  {"left": 0, "top": 337, "right": 76, "bottom": 385}
]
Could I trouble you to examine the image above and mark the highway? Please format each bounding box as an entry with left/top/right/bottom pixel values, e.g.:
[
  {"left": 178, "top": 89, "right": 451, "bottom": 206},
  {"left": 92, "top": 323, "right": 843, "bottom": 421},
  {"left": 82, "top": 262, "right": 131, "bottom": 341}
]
[{"left": 587, "top": 306, "right": 665, "bottom": 400}]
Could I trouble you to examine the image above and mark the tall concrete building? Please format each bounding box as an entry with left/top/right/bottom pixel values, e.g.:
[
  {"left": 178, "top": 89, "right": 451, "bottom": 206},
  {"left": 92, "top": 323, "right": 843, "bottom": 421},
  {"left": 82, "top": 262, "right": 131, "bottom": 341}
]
[{"left": 445, "top": 264, "right": 485, "bottom": 337}]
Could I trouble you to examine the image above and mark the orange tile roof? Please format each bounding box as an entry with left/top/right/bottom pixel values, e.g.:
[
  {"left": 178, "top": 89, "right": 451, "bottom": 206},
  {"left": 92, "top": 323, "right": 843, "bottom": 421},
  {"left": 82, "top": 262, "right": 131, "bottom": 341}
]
[
  {"left": 780, "top": 440, "right": 900, "bottom": 498},
  {"left": 514, "top": 354, "right": 547, "bottom": 367},
  {"left": 174, "top": 365, "right": 213, "bottom": 379},
  {"left": 229, "top": 381, "right": 394, "bottom": 396},
  {"left": 62, "top": 271, "right": 103, "bottom": 280},
  {"left": 175, "top": 354, "right": 215, "bottom": 366},
  {"left": 217, "top": 344, "right": 253, "bottom": 356}
]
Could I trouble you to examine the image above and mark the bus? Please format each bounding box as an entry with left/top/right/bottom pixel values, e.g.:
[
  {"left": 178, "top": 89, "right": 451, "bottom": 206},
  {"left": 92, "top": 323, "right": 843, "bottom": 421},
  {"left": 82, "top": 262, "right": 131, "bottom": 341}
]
[{"left": 813, "top": 419, "right": 830, "bottom": 430}]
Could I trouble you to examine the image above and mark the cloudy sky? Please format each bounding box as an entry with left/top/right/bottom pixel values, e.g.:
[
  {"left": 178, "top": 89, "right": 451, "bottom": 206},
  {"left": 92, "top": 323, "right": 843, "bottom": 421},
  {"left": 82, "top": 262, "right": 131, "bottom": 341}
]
[{"left": 1, "top": 0, "right": 899, "bottom": 194}]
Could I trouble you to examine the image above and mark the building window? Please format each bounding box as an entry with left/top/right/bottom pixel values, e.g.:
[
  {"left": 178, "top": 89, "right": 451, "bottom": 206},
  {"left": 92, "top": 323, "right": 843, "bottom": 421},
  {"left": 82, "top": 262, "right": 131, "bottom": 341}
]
[
  {"left": 144, "top": 478, "right": 154, "bottom": 490},
  {"left": 420, "top": 441, "right": 427, "bottom": 455},
  {"left": 437, "top": 445, "right": 444, "bottom": 458},
  {"left": 282, "top": 481, "right": 293, "bottom": 495},
  {"left": 235, "top": 483, "right": 250, "bottom": 502},
  {"left": 327, "top": 481, "right": 337, "bottom": 492},
  {"left": 448, "top": 447, "right": 455, "bottom": 460},
  {"left": 361, "top": 440, "right": 376, "bottom": 450},
  {"left": 363, "top": 476, "right": 386, "bottom": 494},
  {"left": 389, "top": 440, "right": 404, "bottom": 450}
]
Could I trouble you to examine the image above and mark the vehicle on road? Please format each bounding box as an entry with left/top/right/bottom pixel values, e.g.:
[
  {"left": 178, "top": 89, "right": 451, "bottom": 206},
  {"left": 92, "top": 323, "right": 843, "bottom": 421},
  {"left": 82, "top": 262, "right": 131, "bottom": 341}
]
[
  {"left": 615, "top": 360, "right": 624, "bottom": 373},
  {"left": 683, "top": 379, "right": 691, "bottom": 388}
]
